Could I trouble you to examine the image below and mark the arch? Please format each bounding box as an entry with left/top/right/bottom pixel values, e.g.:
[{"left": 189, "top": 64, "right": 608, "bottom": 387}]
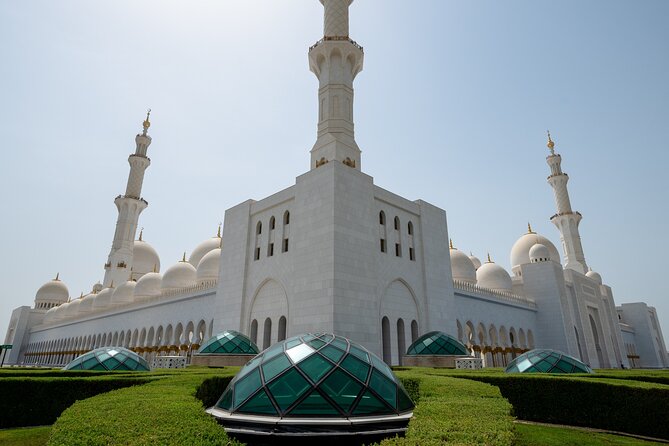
[
  {"left": 379, "top": 211, "right": 386, "bottom": 225},
  {"left": 196, "top": 320, "right": 207, "bottom": 344},
  {"left": 278, "top": 316, "right": 287, "bottom": 342},
  {"left": 509, "top": 327, "right": 517, "bottom": 347},
  {"left": 131, "top": 329, "right": 139, "bottom": 348},
  {"left": 411, "top": 320, "right": 418, "bottom": 343},
  {"left": 112, "top": 332, "right": 119, "bottom": 346},
  {"left": 250, "top": 319, "right": 259, "bottom": 345},
  {"left": 397, "top": 319, "right": 406, "bottom": 365},
  {"left": 249, "top": 279, "right": 289, "bottom": 348},
  {"left": 394, "top": 216, "right": 400, "bottom": 231},
  {"left": 263, "top": 318, "right": 272, "bottom": 350},
  {"left": 477, "top": 323, "right": 487, "bottom": 347},
  {"left": 408, "top": 221, "right": 414, "bottom": 235},
  {"left": 457, "top": 320, "right": 463, "bottom": 342},
  {"left": 175, "top": 323, "right": 184, "bottom": 346},
  {"left": 165, "top": 324, "right": 174, "bottom": 347},
  {"left": 269, "top": 216, "right": 276, "bottom": 230},
  {"left": 118, "top": 331, "right": 125, "bottom": 347},
  {"left": 139, "top": 328, "right": 147, "bottom": 347},
  {"left": 283, "top": 211, "right": 290, "bottom": 225},
  {"left": 185, "top": 321, "right": 195, "bottom": 344},
  {"left": 527, "top": 329, "right": 535, "bottom": 349},
  {"left": 155, "top": 326, "right": 163, "bottom": 346},
  {"left": 488, "top": 324, "right": 498, "bottom": 348},
  {"left": 518, "top": 328, "right": 527, "bottom": 349},
  {"left": 589, "top": 314, "right": 605, "bottom": 367},
  {"left": 256, "top": 221, "right": 262, "bottom": 235},
  {"left": 381, "top": 316, "right": 391, "bottom": 365},
  {"left": 380, "top": 279, "right": 419, "bottom": 365},
  {"left": 465, "top": 321, "right": 475, "bottom": 347}
]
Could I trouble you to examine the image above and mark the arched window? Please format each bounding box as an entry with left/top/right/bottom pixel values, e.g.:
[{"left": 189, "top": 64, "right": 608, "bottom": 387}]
[
  {"left": 282, "top": 211, "right": 290, "bottom": 253},
  {"left": 278, "top": 316, "right": 287, "bottom": 342},
  {"left": 408, "top": 221, "right": 413, "bottom": 235},
  {"left": 269, "top": 216, "right": 276, "bottom": 230},
  {"left": 283, "top": 211, "right": 290, "bottom": 225},
  {"left": 381, "top": 317, "right": 391, "bottom": 365},
  {"left": 408, "top": 221, "right": 415, "bottom": 261},
  {"left": 379, "top": 211, "right": 386, "bottom": 225},
  {"left": 250, "top": 319, "right": 258, "bottom": 345},
  {"left": 268, "top": 216, "right": 276, "bottom": 257},
  {"left": 394, "top": 216, "right": 400, "bottom": 231},
  {"left": 254, "top": 221, "right": 262, "bottom": 260},
  {"left": 397, "top": 319, "right": 406, "bottom": 366},
  {"left": 379, "top": 211, "right": 387, "bottom": 253},
  {"left": 411, "top": 320, "right": 419, "bottom": 342},
  {"left": 263, "top": 318, "right": 272, "bottom": 350}
]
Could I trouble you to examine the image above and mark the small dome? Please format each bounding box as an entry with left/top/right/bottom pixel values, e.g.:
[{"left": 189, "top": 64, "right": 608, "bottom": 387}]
[
  {"left": 450, "top": 248, "right": 477, "bottom": 283},
  {"left": 43, "top": 306, "right": 58, "bottom": 324},
  {"left": 197, "top": 330, "right": 259, "bottom": 355},
  {"left": 529, "top": 243, "right": 551, "bottom": 263},
  {"left": 92, "top": 282, "right": 104, "bottom": 294},
  {"left": 92, "top": 287, "right": 113, "bottom": 311},
  {"left": 586, "top": 269, "right": 603, "bottom": 285},
  {"left": 510, "top": 231, "right": 561, "bottom": 273},
  {"left": 64, "top": 298, "right": 82, "bottom": 319},
  {"left": 78, "top": 293, "right": 96, "bottom": 314},
  {"left": 132, "top": 239, "right": 160, "bottom": 278},
  {"left": 35, "top": 277, "right": 69, "bottom": 306},
  {"left": 134, "top": 272, "right": 162, "bottom": 301},
  {"left": 162, "top": 261, "right": 197, "bottom": 290},
  {"left": 505, "top": 349, "right": 593, "bottom": 374},
  {"left": 189, "top": 235, "right": 222, "bottom": 267},
  {"left": 196, "top": 248, "right": 221, "bottom": 284},
  {"left": 207, "top": 333, "right": 414, "bottom": 439},
  {"left": 469, "top": 254, "right": 482, "bottom": 270},
  {"left": 111, "top": 281, "right": 136, "bottom": 306},
  {"left": 51, "top": 302, "right": 69, "bottom": 322},
  {"left": 406, "top": 331, "right": 469, "bottom": 356},
  {"left": 64, "top": 347, "right": 150, "bottom": 371},
  {"left": 476, "top": 258, "right": 512, "bottom": 291}
]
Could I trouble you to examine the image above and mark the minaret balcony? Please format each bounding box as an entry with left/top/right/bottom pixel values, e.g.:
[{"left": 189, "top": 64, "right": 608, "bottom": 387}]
[
  {"left": 309, "top": 36, "right": 363, "bottom": 53},
  {"left": 114, "top": 194, "right": 149, "bottom": 205},
  {"left": 550, "top": 211, "right": 582, "bottom": 220}
]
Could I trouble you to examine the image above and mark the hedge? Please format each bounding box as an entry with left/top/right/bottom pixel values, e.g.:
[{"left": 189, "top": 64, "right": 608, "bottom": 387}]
[{"left": 0, "top": 375, "right": 152, "bottom": 428}]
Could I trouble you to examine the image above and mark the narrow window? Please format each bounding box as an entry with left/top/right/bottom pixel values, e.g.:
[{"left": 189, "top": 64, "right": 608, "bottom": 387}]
[
  {"left": 269, "top": 216, "right": 276, "bottom": 230},
  {"left": 409, "top": 247, "right": 415, "bottom": 261},
  {"left": 408, "top": 221, "right": 413, "bottom": 235},
  {"left": 283, "top": 238, "right": 289, "bottom": 253},
  {"left": 256, "top": 221, "right": 262, "bottom": 235},
  {"left": 380, "top": 239, "right": 386, "bottom": 253},
  {"left": 268, "top": 243, "right": 274, "bottom": 257},
  {"left": 379, "top": 211, "right": 386, "bottom": 225},
  {"left": 254, "top": 247, "right": 261, "bottom": 261},
  {"left": 395, "top": 243, "right": 402, "bottom": 257},
  {"left": 284, "top": 211, "right": 290, "bottom": 225},
  {"left": 394, "top": 216, "right": 400, "bottom": 231}
]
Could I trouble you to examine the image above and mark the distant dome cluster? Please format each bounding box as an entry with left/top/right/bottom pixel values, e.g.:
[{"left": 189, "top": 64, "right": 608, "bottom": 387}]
[{"left": 40, "top": 229, "right": 222, "bottom": 325}]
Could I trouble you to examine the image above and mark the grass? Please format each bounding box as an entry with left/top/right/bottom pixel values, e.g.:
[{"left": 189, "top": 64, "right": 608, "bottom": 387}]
[
  {"left": 514, "top": 423, "right": 667, "bottom": 446},
  {"left": 0, "top": 426, "right": 51, "bottom": 446}
]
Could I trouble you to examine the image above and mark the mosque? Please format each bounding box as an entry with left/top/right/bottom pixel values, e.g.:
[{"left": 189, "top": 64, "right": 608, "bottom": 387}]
[{"left": 3, "top": 0, "right": 667, "bottom": 370}]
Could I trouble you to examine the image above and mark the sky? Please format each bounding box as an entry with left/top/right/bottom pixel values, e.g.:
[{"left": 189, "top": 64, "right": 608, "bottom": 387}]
[{"left": 1, "top": 0, "right": 668, "bottom": 347}]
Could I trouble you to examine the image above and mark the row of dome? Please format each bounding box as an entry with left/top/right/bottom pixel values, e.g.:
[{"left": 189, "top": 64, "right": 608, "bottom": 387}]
[
  {"left": 38, "top": 232, "right": 223, "bottom": 324},
  {"left": 450, "top": 228, "right": 603, "bottom": 292}
]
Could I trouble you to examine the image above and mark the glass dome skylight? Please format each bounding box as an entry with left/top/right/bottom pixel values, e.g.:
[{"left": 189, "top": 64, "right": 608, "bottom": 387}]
[
  {"left": 406, "top": 331, "right": 469, "bottom": 356},
  {"left": 64, "top": 347, "right": 150, "bottom": 371},
  {"left": 505, "top": 349, "right": 593, "bottom": 374},
  {"left": 207, "top": 333, "right": 414, "bottom": 439},
  {"left": 197, "top": 330, "right": 259, "bottom": 355}
]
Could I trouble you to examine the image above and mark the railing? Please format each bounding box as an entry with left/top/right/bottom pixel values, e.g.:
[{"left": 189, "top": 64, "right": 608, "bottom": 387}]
[
  {"left": 550, "top": 211, "right": 582, "bottom": 220},
  {"left": 453, "top": 279, "right": 537, "bottom": 309},
  {"left": 309, "top": 36, "right": 364, "bottom": 52}
]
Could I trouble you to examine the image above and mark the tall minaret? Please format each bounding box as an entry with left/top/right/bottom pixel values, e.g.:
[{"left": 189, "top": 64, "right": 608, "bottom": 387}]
[
  {"left": 309, "top": 0, "right": 364, "bottom": 171},
  {"left": 103, "top": 111, "right": 153, "bottom": 286},
  {"left": 545, "top": 131, "right": 588, "bottom": 274}
]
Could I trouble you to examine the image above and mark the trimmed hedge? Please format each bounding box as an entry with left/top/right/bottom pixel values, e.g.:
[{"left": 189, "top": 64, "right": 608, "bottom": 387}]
[
  {"left": 194, "top": 375, "right": 234, "bottom": 408},
  {"left": 461, "top": 374, "right": 669, "bottom": 440},
  {"left": 0, "top": 376, "right": 152, "bottom": 428}
]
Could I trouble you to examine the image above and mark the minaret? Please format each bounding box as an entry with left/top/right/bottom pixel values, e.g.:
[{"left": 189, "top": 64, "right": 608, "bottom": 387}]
[
  {"left": 309, "top": 0, "right": 364, "bottom": 171},
  {"left": 103, "top": 111, "right": 153, "bottom": 286},
  {"left": 545, "top": 131, "right": 588, "bottom": 274}
]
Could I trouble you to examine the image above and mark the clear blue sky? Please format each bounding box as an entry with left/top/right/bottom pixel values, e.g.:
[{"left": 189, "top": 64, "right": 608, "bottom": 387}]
[{"left": 1, "top": 1, "right": 668, "bottom": 346}]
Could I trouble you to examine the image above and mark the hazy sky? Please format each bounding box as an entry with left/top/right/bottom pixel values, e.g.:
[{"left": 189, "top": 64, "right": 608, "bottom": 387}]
[{"left": 1, "top": 1, "right": 668, "bottom": 346}]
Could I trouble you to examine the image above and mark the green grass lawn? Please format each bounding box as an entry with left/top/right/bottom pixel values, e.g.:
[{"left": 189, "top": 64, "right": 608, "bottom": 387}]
[
  {"left": 0, "top": 426, "right": 51, "bottom": 446},
  {"left": 514, "top": 423, "right": 666, "bottom": 446}
]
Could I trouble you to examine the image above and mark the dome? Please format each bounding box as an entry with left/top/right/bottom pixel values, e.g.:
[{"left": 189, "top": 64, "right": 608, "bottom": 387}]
[
  {"left": 207, "top": 333, "right": 414, "bottom": 438},
  {"left": 529, "top": 243, "right": 551, "bottom": 263},
  {"left": 92, "top": 287, "right": 113, "bottom": 311},
  {"left": 406, "top": 331, "right": 470, "bottom": 356},
  {"left": 189, "top": 234, "right": 222, "bottom": 268},
  {"left": 586, "top": 269, "right": 603, "bottom": 285},
  {"left": 111, "top": 281, "right": 136, "bottom": 306},
  {"left": 469, "top": 254, "right": 482, "bottom": 270},
  {"left": 51, "top": 302, "right": 70, "bottom": 322},
  {"left": 510, "top": 230, "right": 561, "bottom": 272},
  {"left": 132, "top": 239, "right": 160, "bottom": 278},
  {"left": 78, "top": 293, "right": 96, "bottom": 314},
  {"left": 64, "top": 298, "right": 82, "bottom": 319},
  {"left": 450, "top": 248, "right": 477, "bottom": 283},
  {"left": 162, "top": 261, "right": 196, "bottom": 290},
  {"left": 35, "top": 276, "right": 69, "bottom": 305},
  {"left": 64, "top": 347, "right": 150, "bottom": 371},
  {"left": 196, "top": 248, "right": 221, "bottom": 284},
  {"left": 134, "top": 272, "right": 162, "bottom": 301},
  {"left": 197, "top": 330, "right": 259, "bottom": 355},
  {"left": 505, "top": 349, "right": 593, "bottom": 374},
  {"left": 92, "top": 282, "right": 103, "bottom": 294},
  {"left": 476, "top": 258, "right": 513, "bottom": 291},
  {"left": 42, "top": 306, "right": 58, "bottom": 324}
]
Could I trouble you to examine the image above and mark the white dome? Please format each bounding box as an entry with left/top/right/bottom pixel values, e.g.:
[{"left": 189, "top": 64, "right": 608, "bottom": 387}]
[
  {"left": 450, "top": 248, "right": 477, "bottom": 283},
  {"left": 469, "top": 254, "right": 482, "bottom": 270},
  {"left": 111, "top": 281, "right": 136, "bottom": 306},
  {"left": 92, "top": 287, "right": 113, "bottom": 311},
  {"left": 510, "top": 231, "right": 561, "bottom": 272},
  {"left": 196, "top": 248, "right": 221, "bottom": 284},
  {"left": 529, "top": 243, "right": 551, "bottom": 263},
  {"left": 64, "top": 299, "right": 82, "bottom": 319},
  {"left": 189, "top": 236, "right": 221, "bottom": 267},
  {"left": 477, "top": 260, "right": 513, "bottom": 291},
  {"left": 162, "top": 261, "right": 197, "bottom": 290},
  {"left": 43, "top": 306, "right": 58, "bottom": 324},
  {"left": 586, "top": 269, "right": 603, "bottom": 285},
  {"left": 35, "top": 277, "right": 69, "bottom": 305},
  {"left": 51, "top": 302, "right": 69, "bottom": 322},
  {"left": 135, "top": 272, "right": 162, "bottom": 301},
  {"left": 132, "top": 239, "right": 160, "bottom": 278},
  {"left": 78, "top": 293, "right": 96, "bottom": 314},
  {"left": 92, "top": 282, "right": 103, "bottom": 294}
]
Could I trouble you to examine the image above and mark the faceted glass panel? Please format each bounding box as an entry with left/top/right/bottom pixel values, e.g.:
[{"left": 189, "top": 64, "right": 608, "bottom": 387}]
[
  {"left": 353, "top": 390, "right": 393, "bottom": 415},
  {"left": 64, "top": 347, "right": 150, "bottom": 371},
  {"left": 406, "top": 331, "right": 469, "bottom": 356},
  {"left": 197, "top": 330, "right": 259, "bottom": 355},
  {"left": 234, "top": 368, "right": 262, "bottom": 408},
  {"left": 289, "top": 390, "right": 340, "bottom": 416},
  {"left": 238, "top": 389, "right": 277, "bottom": 416},
  {"left": 298, "top": 354, "right": 333, "bottom": 383},
  {"left": 341, "top": 355, "right": 370, "bottom": 383},
  {"left": 321, "top": 369, "right": 363, "bottom": 412},
  {"left": 268, "top": 368, "right": 310, "bottom": 411},
  {"left": 262, "top": 353, "right": 291, "bottom": 382},
  {"left": 505, "top": 349, "right": 593, "bottom": 374}
]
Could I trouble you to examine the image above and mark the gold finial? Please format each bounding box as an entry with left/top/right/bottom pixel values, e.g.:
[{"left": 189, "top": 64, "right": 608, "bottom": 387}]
[
  {"left": 54, "top": 272, "right": 60, "bottom": 281},
  {"left": 527, "top": 222, "right": 535, "bottom": 234},
  {"left": 547, "top": 130, "right": 555, "bottom": 155},
  {"left": 449, "top": 239, "right": 454, "bottom": 250},
  {"left": 138, "top": 227, "right": 144, "bottom": 241},
  {"left": 142, "top": 109, "right": 151, "bottom": 135},
  {"left": 80, "top": 292, "right": 83, "bottom": 299},
  {"left": 181, "top": 252, "right": 186, "bottom": 262},
  {"left": 487, "top": 253, "right": 493, "bottom": 263},
  {"left": 217, "top": 222, "right": 222, "bottom": 238}
]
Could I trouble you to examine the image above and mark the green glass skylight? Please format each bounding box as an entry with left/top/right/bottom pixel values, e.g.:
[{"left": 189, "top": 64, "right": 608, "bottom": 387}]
[
  {"left": 406, "top": 331, "right": 469, "bottom": 356},
  {"left": 213, "top": 333, "right": 414, "bottom": 418},
  {"left": 64, "top": 347, "right": 150, "bottom": 371},
  {"left": 505, "top": 349, "right": 593, "bottom": 374},
  {"left": 197, "top": 330, "right": 259, "bottom": 355}
]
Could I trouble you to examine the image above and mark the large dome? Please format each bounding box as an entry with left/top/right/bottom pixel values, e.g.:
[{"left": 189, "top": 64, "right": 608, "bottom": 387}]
[
  {"left": 64, "top": 347, "right": 150, "bottom": 371},
  {"left": 476, "top": 258, "right": 513, "bottom": 291},
  {"left": 450, "top": 247, "right": 477, "bottom": 283},
  {"left": 162, "top": 260, "right": 196, "bottom": 290},
  {"left": 134, "top": 272, "right": 162, "bottom": 301},
  {"left": 196, "top": 248, "right": 221, "bottom": 284},
  {"left": 505, "top": 349, "right": 593, "bottom": 374},
  {"left": 207, "top": 333, "right": 414, "bottom": 438},
  {"left": 510, "top": 230, "right": 561, "bottom": 272},
  {"left": 406, "top": 331, "right": 469, "bottom": 356},
  {"left": 197, "top": 330, "right": 259, "bottom": 355},
  {"left": 35, "top": 277, "right": 69, "bottom": 306},
  {"left": 189, "top": 232, "right": 222, "bottom": 268},
  {"left": 132, "top": 239, "right": 160, "bottom": 278}
]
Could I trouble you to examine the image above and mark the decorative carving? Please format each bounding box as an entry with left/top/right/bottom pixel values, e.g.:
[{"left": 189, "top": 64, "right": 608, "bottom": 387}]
[
  {"left": 343, "top": 157, "right": 356, "bottom": 168},
  {"left": 316, "top": 157, "right": 329, "bottom": 168}
]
